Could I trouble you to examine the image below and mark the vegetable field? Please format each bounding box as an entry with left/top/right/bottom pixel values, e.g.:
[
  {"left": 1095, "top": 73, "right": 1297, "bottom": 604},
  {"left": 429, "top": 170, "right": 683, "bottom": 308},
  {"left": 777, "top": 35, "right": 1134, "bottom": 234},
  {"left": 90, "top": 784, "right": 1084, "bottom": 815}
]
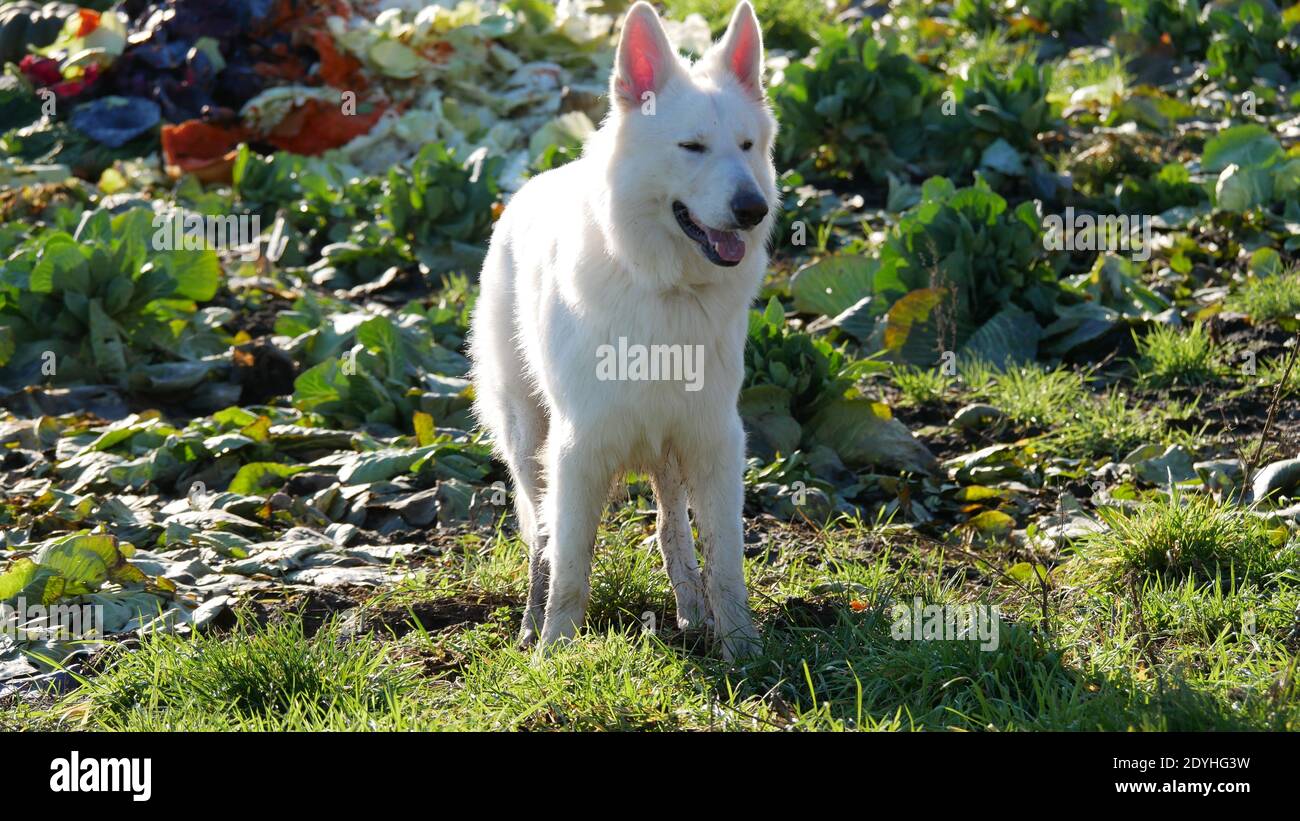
[{"left": 3, "top": 0, "right": 1300, "bottom": 731}]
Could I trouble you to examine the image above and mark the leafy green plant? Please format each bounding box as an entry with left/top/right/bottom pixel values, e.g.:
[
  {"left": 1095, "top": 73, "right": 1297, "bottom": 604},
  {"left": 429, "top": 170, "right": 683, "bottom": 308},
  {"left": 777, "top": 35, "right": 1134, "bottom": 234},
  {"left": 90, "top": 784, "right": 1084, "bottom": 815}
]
[
  {"left": 954, "top": 0, "right": 1106, "bottom": 38},
  {"left": 664, "top": 0, "right": 824, "bottom": 51},
  {"left": 741, "top": 297, "right": 932, "bottom": 472},
  {"left": 772, "top": 27, "right": 936, "bottom": 183},
  {"left": 789, "top": 176, "right": 1062, "bottom": 365},
  {"left": 1205, "top": 1, "right": 1300, "bottom": 90},
  {"left": 233, "top": 142, "right": 502, "bottom": 280},
  {"left": 1022, "top": 0, "right": 1105, "bottom": 34},
  {"left": 0, "top": 530, "right": 166, "bottom": 605},
  {"left": 1040, "top": 254, "right": 1172, "bottom": 357},
  {"left": 1200, "top": 124, "right": 1300, "bottom": 218},
  {"left": 877, "top": 176, "right": 1059, "bottom": 363},
  {"left": 744, "top": 297, "right": 873, "bottom": 416},
  {"left": 1115, "top": 0, "right": 1209, "bottom": 58},
  {"left": 745, "top": 449, "right": 842, "bottom": 520},
  {"left": 889, "top": 175, "right": 1055, "bottom": 310},
  {"left": 927, "top": 59, "right": 1057, "bottom": 183},
  {"left": 288, "top": 302, "right": 473, "bottom": 433},
  {"left": 952, "top": 0, "right": 1003, "bottom": 33},
  {"left": 231, "top": 145, "right": 313, "bottom": 217},
  {"left": 1116, "top": 161, "right": 1207, "bottom": 215},
  {"left": 0, "top": 207, "right": 224, "bottom": 390},
  {"left": 380, "top": 142, "right": 502, "bottom": 273}
]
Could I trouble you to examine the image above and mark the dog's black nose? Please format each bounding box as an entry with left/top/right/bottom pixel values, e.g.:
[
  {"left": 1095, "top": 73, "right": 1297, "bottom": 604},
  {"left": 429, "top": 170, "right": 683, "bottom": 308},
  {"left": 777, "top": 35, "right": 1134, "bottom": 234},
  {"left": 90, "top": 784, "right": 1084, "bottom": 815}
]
[{"left": 731, "top": 191, "right": 768, "bottom": 229}]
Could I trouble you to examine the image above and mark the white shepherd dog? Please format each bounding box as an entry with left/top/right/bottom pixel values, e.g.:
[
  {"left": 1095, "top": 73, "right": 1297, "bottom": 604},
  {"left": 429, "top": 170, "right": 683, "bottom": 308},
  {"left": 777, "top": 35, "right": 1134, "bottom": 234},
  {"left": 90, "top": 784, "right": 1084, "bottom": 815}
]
[{"left": 468, "top": 1, "right": 777, "bottom": 660}]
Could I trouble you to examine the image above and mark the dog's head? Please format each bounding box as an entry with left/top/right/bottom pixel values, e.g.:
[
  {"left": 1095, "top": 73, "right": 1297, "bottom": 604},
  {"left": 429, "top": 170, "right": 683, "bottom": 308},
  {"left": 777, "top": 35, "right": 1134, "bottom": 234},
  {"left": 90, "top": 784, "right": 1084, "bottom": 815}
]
[{"left": 603, "top": 1, "right": 777, "bottom": 270}]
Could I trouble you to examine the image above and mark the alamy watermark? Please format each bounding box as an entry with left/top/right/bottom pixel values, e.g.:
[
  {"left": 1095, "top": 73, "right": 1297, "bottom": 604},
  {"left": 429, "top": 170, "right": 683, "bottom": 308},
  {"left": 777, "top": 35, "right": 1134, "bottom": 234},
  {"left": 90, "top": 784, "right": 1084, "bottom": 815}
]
[
  {"left": 596, "top": 337, "right": 704, "bottom": 392},
  {"left": 890, "top": 597, "right": 1001, "bottom": 651},
  {"left": 151, "top": 208, "right": 262, "bottom": 261},
  {"left": 50, "top": 752, "right": 151, "bottom": 802},
  {"left": 1, "top": 597, "right": 103, "bottom": 640},
  {"left": 1043, "top": 207, "right": 1153, "bottom": 262}
]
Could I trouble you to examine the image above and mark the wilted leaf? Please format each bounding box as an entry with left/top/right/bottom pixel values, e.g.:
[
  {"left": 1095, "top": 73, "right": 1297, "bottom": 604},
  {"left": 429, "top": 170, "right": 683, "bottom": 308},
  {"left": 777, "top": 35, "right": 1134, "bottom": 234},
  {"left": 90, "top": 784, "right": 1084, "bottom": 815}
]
[{"left": 808, "top": 398, "right": 937, "bottom": 474}]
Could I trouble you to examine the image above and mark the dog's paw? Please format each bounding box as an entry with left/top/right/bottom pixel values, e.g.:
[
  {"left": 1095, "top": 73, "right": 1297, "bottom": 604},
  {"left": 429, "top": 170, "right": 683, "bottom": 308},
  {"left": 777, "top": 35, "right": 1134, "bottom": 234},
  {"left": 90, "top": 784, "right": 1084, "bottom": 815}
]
[
  {"left": 674, "top": 597, "right": 711, "bottom": 631},
  {"left": 675, "top": 613, "right": 711, "bottom": 631},
  {"left": 517, "top": 626, "right": 540, "bottom": 650},
  {"left": 719, "top": 622, "right": 762, "bottom": 662}
]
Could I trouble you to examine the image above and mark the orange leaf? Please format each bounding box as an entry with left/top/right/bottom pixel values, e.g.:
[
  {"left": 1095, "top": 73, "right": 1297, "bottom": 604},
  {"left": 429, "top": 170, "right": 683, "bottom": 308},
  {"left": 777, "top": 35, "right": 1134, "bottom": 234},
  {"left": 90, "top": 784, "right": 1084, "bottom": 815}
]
[{"left": 76, "top": 10, "right": 101, "bottom": 38}]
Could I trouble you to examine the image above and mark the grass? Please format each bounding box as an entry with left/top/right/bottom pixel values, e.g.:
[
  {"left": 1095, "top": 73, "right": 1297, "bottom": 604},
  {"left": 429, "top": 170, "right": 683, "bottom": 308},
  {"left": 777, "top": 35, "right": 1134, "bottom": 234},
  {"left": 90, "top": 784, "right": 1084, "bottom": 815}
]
[
  {"left": 27, "top": 505, "right": 1300, "bottom": 732},
  {"left": 424, "top": 630, "right": 770, "bottom": 730},
  {"left": 888, "top": 355, "right": 1209, "bottom": 466},
  {"left": 1227, "top": 269, "right": 1300, "bottom": 323},
  {"left": 1071, "top": 491, "right": 1297, "bottom": 586},
  {"left": 958, "top": 360, "right": 1195, "bottom": 457},
  {"left": 57, "top": 616, "right": 425, "bottom": 731},
  {"left": 1253, "top": 354, "right": 1300, "bottom": 398},
  {"left": 1047, "top": 51, "right": 1128, "bottom": 108},
  {"left": 931, "top": 28, "right": 1028, "bottom": 74},
  {"left": 1132, "top": 322, "right": 1227, "bottom": 388},
  {"left": 890, "top": 363, "right": 954, "bottom": 406}
]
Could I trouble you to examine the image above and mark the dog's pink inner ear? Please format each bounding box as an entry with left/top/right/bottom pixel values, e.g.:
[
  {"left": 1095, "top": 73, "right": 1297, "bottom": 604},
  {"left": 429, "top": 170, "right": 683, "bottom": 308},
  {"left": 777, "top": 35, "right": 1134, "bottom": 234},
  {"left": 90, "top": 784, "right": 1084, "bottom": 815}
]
[
  {"left": 729, "top": 24, "right": 759, "bottom": 86},
  {"left": 619, "top": 15, "right": 665, "bottom": 103},
  {"left": 723, "top": 7, "right": 762, "bottom": 91}
]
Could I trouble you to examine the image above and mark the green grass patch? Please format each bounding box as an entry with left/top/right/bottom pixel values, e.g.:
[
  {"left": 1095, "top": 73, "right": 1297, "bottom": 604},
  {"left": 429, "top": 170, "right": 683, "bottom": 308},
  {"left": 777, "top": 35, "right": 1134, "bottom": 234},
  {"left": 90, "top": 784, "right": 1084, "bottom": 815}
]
[
  {"left": 1072, "top": 492, "right": 1297, "bottom": 586},
  {"left": 889, "top": 363, "right": 954, "bottom": 406},
  {"left": 961, "top": 361, "right": 1194, "bottom": 457},
  {"left": 62, "top": 615, "right": 423, "bottom": 731},
  {"left": 29, "top": 507, "right": 1300, "bottom": 732},
  {"left": 1253, "top": 353, "right": 1300, "bottom": 398},
  {"left": 1227, "top": 269, "right": 1300, "bottom": 323},
  {"left": 1132, "top": 322, "right": 1227, "bottom": 388}
]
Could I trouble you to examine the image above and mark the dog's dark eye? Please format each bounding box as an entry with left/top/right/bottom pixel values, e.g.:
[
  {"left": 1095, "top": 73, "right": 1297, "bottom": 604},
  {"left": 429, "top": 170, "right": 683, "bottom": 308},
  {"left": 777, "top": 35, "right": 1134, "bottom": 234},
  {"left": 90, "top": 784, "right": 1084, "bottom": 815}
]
[
  {"left": 678, "top": 141, "right": 707, "bottom": 153},
  {"left": 740, "top": 140, "right": 754, "bottom": 151}
]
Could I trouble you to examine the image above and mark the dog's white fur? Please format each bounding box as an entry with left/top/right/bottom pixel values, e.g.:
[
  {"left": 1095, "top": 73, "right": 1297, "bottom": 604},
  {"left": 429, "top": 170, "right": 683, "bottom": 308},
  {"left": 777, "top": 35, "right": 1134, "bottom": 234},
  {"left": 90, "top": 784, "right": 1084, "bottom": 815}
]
[{"left": 468, "top": 1, "right": 777, "bottom": 660}]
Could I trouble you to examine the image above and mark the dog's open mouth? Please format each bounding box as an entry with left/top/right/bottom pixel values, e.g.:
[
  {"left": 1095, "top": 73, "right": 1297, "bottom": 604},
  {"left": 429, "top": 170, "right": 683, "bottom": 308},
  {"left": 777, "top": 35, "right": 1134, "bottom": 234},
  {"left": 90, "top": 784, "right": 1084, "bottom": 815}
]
[{"left": 673, "top": 201, "right": 745, "bottom": 266}]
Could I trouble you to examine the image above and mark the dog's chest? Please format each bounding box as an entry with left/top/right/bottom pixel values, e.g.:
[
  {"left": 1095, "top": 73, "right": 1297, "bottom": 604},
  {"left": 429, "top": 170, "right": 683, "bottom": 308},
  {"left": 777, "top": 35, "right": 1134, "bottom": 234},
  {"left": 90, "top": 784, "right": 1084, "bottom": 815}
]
[{"left": 541, "top": 277, "right": 748, "bottom": 454}]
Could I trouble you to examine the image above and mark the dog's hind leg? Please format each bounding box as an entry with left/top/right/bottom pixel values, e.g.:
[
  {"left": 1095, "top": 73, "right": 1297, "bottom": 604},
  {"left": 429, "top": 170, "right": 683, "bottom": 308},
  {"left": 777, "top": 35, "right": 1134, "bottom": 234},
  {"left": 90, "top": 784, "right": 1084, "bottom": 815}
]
[
  {"left": 502, "top": 399, "right": 549, "bottom": 648},
  {"left": 469, "top": 238, "right": 553, "bottom": 647},
  {"left": 652, "top": 454, "right": 708, "bottom": 630}
]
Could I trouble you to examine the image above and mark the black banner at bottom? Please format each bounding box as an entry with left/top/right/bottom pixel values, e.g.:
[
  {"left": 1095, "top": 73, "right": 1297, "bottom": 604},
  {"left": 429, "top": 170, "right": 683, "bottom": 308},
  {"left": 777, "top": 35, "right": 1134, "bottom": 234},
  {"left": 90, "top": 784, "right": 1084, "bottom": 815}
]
[{"left": 8, "top": 730, "right": 1290, "bottom": 807}]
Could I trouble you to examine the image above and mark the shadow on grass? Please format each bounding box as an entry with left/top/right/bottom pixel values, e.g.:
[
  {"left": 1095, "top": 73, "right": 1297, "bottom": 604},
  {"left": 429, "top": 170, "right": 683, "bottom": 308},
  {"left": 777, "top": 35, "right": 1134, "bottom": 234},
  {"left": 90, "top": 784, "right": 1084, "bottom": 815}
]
[{"left": 680, "top": 598, "right": 1290, "bottom": 731}]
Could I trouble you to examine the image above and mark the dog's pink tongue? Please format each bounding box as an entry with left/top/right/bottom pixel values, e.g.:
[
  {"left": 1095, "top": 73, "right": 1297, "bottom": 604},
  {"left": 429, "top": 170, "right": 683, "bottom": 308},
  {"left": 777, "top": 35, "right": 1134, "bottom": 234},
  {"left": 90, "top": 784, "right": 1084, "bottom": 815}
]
[{"left": 706, "top": 227, "right": 746, "bottom": 262}]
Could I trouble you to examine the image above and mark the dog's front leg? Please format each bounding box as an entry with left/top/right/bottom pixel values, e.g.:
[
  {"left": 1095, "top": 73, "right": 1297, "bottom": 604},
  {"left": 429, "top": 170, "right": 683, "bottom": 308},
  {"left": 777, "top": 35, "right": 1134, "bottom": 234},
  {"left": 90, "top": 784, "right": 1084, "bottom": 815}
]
[
  {"left": 684, "top": 419, "right": 760, "bottom": 660},
  {"left": 652, "top": 454, "right": 709, "bottom": 629},
  {"left": 538, "top": 434, "right": 612, "bottom": 647}
]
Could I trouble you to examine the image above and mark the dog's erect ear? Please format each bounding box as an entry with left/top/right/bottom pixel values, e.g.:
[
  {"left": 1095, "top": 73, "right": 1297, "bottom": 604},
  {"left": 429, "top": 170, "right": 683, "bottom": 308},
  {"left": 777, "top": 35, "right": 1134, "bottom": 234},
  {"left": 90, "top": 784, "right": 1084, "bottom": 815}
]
[
  {"left": 716, "top": 1, "right": 764, "bottom": 94},
  {"left": 613, "top": 2, "right": 678, "bottom": 109}
]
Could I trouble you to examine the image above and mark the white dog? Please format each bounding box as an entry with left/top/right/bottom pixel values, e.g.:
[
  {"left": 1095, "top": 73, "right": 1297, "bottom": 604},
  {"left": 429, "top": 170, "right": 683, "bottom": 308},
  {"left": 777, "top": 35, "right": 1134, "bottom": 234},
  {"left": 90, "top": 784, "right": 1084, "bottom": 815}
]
[{"left": 468, "top": 1, "right": 777, "bottom": 660}]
